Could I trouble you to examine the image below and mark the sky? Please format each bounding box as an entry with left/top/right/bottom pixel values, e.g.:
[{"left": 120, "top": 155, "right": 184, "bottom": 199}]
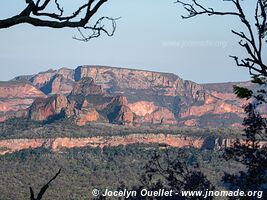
[{"left": 0, "top": 0, "right": 263, "bottom": 83}]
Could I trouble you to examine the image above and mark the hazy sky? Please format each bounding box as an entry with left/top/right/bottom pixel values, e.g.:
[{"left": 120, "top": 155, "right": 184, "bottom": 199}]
[{"left": 0, "top": 0, "right": 262, "bottom": 83}]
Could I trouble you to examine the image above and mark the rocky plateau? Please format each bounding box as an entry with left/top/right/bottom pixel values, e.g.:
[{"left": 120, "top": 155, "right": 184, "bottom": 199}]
[{"left": 0, "top": 65, "right": 254, "bottom": 127}]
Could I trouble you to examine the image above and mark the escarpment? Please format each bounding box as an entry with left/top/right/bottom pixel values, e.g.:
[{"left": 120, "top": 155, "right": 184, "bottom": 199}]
[
  {"left": 1, "top": 65, "right": 254, "bottom": 127},
  {"left": 0, "top": 82, "right": 46, "bottom": 121},
  {"left": 2, "top": 134, "right": 264, "bottom": 155}
]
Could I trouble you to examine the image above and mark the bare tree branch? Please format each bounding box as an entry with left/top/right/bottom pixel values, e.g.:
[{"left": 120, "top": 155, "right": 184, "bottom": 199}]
[
  {"left": 30, "top": 169, "right": 61, "bottom": 200},
  {"left": 0, "top": 0, "right": 118, "bottom": 41},
  {"left": 73, "top": 16, "right": 120, "bottom": 42},
  {"left": 176, "top": 0, "right": 267, "bottom": 76}
]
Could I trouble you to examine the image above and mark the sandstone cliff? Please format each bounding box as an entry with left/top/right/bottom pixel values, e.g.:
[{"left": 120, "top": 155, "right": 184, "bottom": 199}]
[
  {"left": 129, "top": 101, "right": 158, "bottom": 116},
  {"left": 14, "top": 66, "right": 204, "bottom": 103},
  {"left": 29, "top": 68, "right": 74, "bottom": 94},
  {"left": 0, "top": 82, "right": 46, "bottom": 121},
  {"left": 28, "top": 94, "right": 74, "bottom": 121},
  {"left": 27, "top": 94, "right": 107, "bottom": 126},
  {"left": 75, "top": 100, "right": 103, "bottom": 126},
  {"left": 4, "top": 65, "right": 252, "bottom": 127},
  {"left": 70, "top": 77, "right": 103, "bottom": 96},
  {"left": 101, "top": 95, "right": 134, "bottom": 125},
  {"left": 0, "top": 82, "right": 45, "bottom": 99},
  {"left": 2, "top": 134, "right": 262, "bottom": 155}
]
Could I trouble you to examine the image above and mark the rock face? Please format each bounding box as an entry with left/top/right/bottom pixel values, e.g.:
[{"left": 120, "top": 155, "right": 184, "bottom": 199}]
[
  {"left": 0, "top": 82, "right": 45, "bottom": 99},
  {"left": 28, "top": 94, "right": 74, "bottom": 121},
  {"left": 27, "top": 95, "right": 104, "bottom": 126},
  {"left": 71, "top": 77, "right": 103, "bottom": 96},
  {"left": 129, "top": 101, "right": 158, "bottom": 116},
  {"left": 180, "top": 101, "right": 243, "bottom": 118},
  {"left": 16, "top": 68, "right": 75, "bottom": 95},
  {"left": 142, "top": 108, "right": 177, "bottom": 125},
  {"left": 74, "top": 66, "right": 206, "bottom": 108},
  {"left": 75, "top": 100, "right": 102, "bottom": 126},
  {"left": 0, "top": 134, "right": 234, "bottom": 155},
  {"left": 102, "top": 95, "right": 134, "bottom": 125},
  {"left": 3, "top": 65, "right": 255, "bottom": 127},
  {"left": 49, "top": 74, "right": 75, "bottom": 94},
  {"left": 114, "top": 105, "right": 134, "bottom": 125},
  {"left": 0, "top": 82, "right": 46, "bottom": 121},
  {"left": 1, "top": 134, "right": 266, "bottom": 155},
  {"left": 129, "top": 101, "right": 177, "bottom": 125}
]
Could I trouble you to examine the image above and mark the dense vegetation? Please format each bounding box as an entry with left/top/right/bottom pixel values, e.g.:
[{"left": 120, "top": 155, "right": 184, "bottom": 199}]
[
  {"left": 0, "top": 145, "right": 242, "bottom": 200},
  {"left": 0, "top": 118, "right": 244, "bottom": 140}
]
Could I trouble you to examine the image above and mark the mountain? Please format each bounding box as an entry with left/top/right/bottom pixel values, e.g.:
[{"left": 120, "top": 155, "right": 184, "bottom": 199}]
[
  {"left": 0, "top": 65, "right": 250, "bottom": 127},
  {"left": 0, "top": 81, "right": 46, "bottom": 122}
]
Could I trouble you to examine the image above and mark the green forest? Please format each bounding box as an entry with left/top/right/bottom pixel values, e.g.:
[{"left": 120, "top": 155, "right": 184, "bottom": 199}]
[{"left": 0, "top": 144, "right": 242, "bottom": 200}]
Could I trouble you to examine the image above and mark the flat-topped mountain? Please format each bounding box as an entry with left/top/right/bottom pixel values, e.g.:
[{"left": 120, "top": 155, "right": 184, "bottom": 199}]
[{"left": 0, "top": 65, "right": 250, "bottom": 127}]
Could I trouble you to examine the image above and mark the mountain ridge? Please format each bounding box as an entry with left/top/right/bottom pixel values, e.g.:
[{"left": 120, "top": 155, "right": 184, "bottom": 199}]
[{"left": 0, "top": 65, "right": 252, "bottom": 127}]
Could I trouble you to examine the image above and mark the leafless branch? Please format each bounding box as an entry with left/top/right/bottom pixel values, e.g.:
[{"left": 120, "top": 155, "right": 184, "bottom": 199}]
[
  {"left": 30, "top": 169, "right": 61, "bottom": 200},
  {"left": 176, "top": 0, "right": 267, "bottom": 77},
  {"left": 73, "top": 16, "right": 121, "bottom": 42},
  {"left": 0, "top": 0, "right": 118, "bottom": 41},
  {"left": 175, "top": 0, "right": 240, "bottom": 19}
]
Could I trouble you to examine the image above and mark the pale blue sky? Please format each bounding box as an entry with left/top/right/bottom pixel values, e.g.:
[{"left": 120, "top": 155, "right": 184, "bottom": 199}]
[{"left": 0, "top": 0, "right": 261, "bottom": 83}]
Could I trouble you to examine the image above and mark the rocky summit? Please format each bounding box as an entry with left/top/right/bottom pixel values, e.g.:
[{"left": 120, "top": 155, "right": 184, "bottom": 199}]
[{"left": 0, "top": 65, "right": 252, "bottom": 127}]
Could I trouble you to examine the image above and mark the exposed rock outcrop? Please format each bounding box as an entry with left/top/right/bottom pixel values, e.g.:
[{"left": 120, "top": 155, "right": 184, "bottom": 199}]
[
  {"left": 28, "top": 94, "right": 74, "bottom": 121},
  {"left": 180, "top": 101, "right": 243, "bottom": 118},
  {"left": 0, "top": 82, "right": 45, "bottom": 99},
  {"left": 1, "top": 134, "right": 266, "bottom": 155},
  {"left": 183, "top": 119, "right": 199, "bottom": 127},
  {"left": 128, "top": 101, "right": 176, "bottom": 125},
  {"left": 102, "top": 95, "right": 134, "bottom": 125},
  {"left": 29, "top": 69, "right": 56, "bottom": 90},
  {"left": 0, "top": 82, "right": 46, "bottom": 121},
  {"left": 142, "top": 107, "right": 177, "bottom": 125},
  {"left": 75, "top": 100, "right": 102, "bottom": 126},
  {"left": 20, "top": 68, "right": 75, "bottom": 95},
  {"left": 71, "top": 77, "right": 103, "bottom": 96},
  {"left": 113, "top": 105, "right": 134, "bottom": 125},
  {"left": 27, "top": 95, "right": 104, "bottom": 126},
  {"left": 129, "top": 101, "right": 158, "bottom": 116},
  {"left": 49, "top": 74, "right": 75, "bottom": 94},
  {"left": 3, "top": 65, "right": 256, "bottom": 127},
  {"left": 74, "top": 66, "right": 205, "bottom": 103}
]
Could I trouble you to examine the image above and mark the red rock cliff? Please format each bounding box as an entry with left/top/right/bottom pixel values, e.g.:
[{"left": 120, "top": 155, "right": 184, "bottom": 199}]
[
  {"left": 1, "top": 134, "right": 257, "bottom": 155},
  {"left": 4, "top": 66, "right": 252, "bottom": 127},
  {"left": 28, "top": 94, "right": 74, "bottom": 121},
  {"left": 0, "top": 82, "right": 46, "bottom": 121}
]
